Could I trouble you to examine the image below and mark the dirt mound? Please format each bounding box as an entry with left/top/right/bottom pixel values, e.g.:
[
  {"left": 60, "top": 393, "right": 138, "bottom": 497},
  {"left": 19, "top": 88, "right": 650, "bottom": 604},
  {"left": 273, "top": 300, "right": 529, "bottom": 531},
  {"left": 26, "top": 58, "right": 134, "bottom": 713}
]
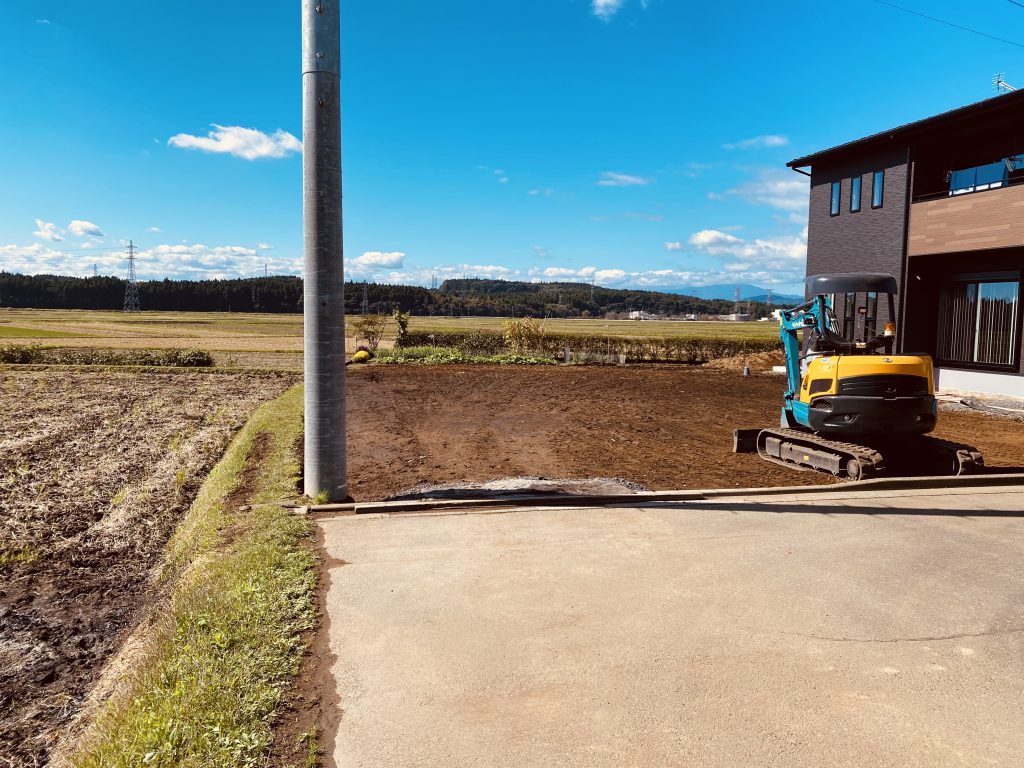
[
  {"left": 703, "top": 349, "right": 785, "bottom": 372},
  {"left": 387, "top": 476, "right": 648, "bottom": 501}
]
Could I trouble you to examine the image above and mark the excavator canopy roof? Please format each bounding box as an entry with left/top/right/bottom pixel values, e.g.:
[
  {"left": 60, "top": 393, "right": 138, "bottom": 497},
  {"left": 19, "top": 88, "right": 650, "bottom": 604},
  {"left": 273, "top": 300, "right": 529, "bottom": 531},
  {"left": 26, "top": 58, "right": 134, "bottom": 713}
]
[{"left": 805, "top": 272, "right": 898, "bottom": 296}]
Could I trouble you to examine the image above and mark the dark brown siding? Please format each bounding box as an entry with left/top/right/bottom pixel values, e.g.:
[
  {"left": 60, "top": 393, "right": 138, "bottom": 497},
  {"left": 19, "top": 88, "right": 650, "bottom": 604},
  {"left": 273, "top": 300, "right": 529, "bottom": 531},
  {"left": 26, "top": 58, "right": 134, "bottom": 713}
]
[{"left": 805, "top": 146, "right": 910, "bottom": 338}]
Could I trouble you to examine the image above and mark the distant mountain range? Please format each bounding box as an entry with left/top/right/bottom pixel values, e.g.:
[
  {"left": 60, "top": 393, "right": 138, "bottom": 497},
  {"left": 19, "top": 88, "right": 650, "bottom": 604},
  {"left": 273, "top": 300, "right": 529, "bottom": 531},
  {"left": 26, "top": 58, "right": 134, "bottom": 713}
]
[{"left": 667, "top": 283, "right": 804, "bottom": 306}]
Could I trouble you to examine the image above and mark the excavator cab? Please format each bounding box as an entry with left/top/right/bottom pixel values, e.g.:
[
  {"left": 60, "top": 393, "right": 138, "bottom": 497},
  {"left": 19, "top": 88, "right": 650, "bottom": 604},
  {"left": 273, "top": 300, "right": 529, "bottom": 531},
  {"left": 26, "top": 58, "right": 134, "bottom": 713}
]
[
  {"left": 785, "top": 273, "right": 936, "bottom": 438},
  {"left": 805, "top": 273, "right": 897, "bottom": 357},
  {"left": 747, "top": 272, "right": 982, "bottom": 480}
]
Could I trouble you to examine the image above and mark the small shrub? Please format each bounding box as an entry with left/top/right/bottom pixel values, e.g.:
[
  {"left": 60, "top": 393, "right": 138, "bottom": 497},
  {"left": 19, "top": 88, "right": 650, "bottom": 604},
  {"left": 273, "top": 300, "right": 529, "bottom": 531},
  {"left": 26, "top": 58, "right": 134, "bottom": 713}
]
[
  {"left": 391, "top": 308, "right": 411, "bottom": 347},
  {"left": 351, "top": 350, "right": 371, "bottom": 364},
  {"left": 0, "top": 345, "right": 44, "bottom": 364},
  {"left": 503, "top": 317, "right": 545, "bottom": 355},
  {"left": 352, "top": 314, "right": 389, "bottom": 352}
]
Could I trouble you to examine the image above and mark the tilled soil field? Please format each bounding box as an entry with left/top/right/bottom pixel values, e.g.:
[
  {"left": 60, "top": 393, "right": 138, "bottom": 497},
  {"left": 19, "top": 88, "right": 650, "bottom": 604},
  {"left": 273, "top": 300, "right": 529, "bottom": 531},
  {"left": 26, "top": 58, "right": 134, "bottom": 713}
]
[
  {"left": 0, "top": 370, "right": 296, "bottom": 767},
  {"left": 346, "top": 365, "right": 1024, "bottom": 500}
]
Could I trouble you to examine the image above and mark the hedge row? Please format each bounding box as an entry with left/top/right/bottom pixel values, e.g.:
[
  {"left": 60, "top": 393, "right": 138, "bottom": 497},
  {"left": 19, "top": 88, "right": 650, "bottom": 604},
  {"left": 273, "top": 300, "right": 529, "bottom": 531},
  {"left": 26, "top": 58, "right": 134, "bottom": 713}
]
[
  {"left": 375, "top": 346, "right": 555, "bottom": 366},
  {"left": 399, "top": 330, "right": 779, "bottom": 363},
  {"left": 0, "top": 345, "right": 215, "bottom": 367}
]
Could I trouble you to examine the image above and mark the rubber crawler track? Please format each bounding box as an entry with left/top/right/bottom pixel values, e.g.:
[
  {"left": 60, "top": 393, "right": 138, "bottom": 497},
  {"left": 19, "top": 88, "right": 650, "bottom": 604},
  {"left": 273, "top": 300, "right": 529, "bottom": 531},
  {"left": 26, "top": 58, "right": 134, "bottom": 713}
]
[
  {"left": 757, "top": 428, "right": 886, "bottom": 480},
  {"left": 756, "top": 429, "right": 985, "bottom": 481}
]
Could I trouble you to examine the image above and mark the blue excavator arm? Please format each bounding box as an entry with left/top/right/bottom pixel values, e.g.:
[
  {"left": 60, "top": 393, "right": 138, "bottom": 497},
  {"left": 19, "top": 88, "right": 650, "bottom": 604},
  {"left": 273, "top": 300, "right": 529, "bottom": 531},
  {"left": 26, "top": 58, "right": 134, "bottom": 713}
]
[{"left": 776, "top": 295, "right": 829, "bottom": 427}]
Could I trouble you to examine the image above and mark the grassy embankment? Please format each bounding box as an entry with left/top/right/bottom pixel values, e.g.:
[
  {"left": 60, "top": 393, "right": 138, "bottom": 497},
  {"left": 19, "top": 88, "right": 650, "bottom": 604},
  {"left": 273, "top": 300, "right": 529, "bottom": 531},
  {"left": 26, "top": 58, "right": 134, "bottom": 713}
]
[{"left": 67, "top": 385, "right": 317, "bottom": 767}]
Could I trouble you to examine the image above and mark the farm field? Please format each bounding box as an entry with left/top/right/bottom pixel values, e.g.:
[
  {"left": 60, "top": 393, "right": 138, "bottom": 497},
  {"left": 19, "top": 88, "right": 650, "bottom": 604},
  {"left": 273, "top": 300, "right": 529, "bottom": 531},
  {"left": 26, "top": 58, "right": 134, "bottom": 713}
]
[
  {"left": 0, "top": 369, "right": 297, "bottom": 766},
  {"left": 344, "top": 365, "right": 1024, "bottom": 501},
  {"left": 0, "top": 335, "right": 1020, "bottom": 764},
  {"left": 0, "top": 308, "right": 776, "bottom": 355}
]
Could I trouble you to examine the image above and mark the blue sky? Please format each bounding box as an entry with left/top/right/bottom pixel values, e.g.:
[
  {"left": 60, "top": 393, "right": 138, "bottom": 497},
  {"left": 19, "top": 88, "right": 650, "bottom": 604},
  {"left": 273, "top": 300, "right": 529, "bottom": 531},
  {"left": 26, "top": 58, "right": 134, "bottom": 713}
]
[{"left": 1, "top": 0, "right": 1022, "bottom": 294}]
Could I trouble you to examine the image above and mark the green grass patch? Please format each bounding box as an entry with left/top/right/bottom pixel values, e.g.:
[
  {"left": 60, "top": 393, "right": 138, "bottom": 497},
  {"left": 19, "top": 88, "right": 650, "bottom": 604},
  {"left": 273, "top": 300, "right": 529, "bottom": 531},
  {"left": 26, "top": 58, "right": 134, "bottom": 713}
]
[
  {"left": 396, "top": 330, "right": 779, "bottom": 364},
  {"left": 0, "top": 325, "right": 87, "bottom": 338},
  {"left": 409, "top": 316, "right": 778, "bottom": 339},
  {"left": 0, "top": 545, "right": 39, "bottom": 567},
  {"left": 373, "top": 345, "right": 555, "bottom": 365},
  {"left": 69, "top": 385, "right": 314, "bottom": 768}
]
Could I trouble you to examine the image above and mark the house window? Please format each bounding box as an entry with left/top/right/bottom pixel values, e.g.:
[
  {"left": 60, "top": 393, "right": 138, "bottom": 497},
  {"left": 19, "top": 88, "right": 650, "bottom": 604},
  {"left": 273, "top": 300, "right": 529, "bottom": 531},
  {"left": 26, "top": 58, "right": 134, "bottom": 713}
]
[
  {"left": 850, "top": 176, "right": 862, "bottom": 213},
  {"left": 830, "top": 181, "right": 841, "bottom": 216},
  {"left": 871, "top": 170, "right": 884, "bottom": 208},
  {"left": 937, "top": 279, "right": 1020, "bottom": 367}
]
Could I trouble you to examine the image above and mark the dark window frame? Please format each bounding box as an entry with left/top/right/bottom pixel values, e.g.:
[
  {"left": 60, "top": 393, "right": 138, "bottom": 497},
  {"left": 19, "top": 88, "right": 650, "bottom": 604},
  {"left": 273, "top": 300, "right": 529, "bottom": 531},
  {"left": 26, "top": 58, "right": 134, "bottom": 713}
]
[
  {"left": 842, "top": 292, "right": 856, "bottom": 340},
  {"left": 871, "top": 170, "right": 885, "bottom": 209},
  {"left": 934, "top": 276, "right": 1021, "bottom": 372},
  {"left": 862, "top": 291, "right": 878, "bottom": 342},
  {"left": 830, "top": 180, "right": 841, "bottom": 217},
  {"left": 850, "top": 175, "right": 862, "bottom": 213}
]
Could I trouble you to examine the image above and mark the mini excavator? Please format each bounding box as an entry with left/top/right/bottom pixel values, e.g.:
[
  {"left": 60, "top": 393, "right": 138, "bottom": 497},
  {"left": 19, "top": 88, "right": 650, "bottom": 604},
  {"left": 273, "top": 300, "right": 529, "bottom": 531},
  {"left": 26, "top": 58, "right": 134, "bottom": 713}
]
[{"left": 738, "top": 272, "right": 983, "bottom": 480}]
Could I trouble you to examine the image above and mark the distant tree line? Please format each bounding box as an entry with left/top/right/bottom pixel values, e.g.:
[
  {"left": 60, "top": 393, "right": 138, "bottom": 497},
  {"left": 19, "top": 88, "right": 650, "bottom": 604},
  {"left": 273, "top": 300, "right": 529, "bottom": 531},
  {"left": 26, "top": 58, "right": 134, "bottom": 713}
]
[{"left": 0, "top": 272, "right": 770, "bottom": 317}]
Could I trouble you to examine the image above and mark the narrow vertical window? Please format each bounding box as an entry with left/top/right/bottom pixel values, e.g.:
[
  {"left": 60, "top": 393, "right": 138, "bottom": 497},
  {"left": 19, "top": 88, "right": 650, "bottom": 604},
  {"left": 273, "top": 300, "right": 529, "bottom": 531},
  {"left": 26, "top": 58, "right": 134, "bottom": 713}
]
[
  {"left": 863, "top": 291, "right": 878, "bottom": 341},
  {"left": 842, "top": 293, "right": 856, "bottom": 339},
  {"left": 830, "top": 181, "right": 841, "bottom": 216},
  {"left": 850, "top": 176, "right": 862, "bottom": 212},
  {"left": 871, "top": 170, "right": 885, "bottom": 208}
]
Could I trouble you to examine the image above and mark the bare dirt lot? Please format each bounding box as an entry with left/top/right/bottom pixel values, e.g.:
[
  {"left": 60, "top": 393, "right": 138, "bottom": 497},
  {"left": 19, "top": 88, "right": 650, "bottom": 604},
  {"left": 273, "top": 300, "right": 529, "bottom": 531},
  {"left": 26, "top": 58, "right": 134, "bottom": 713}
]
[
  {"left": 345, "top": 366, "right": 1024, "bottom": 501},
  {"left": 0, "top": 370, "right": 296, "bottom": 767}
]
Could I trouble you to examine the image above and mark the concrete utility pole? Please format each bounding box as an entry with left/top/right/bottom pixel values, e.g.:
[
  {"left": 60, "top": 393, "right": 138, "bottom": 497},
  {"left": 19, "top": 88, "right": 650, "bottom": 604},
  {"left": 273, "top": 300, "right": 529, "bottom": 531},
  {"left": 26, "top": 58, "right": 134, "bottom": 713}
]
[{"left": 302, "top": 0, "right": 347, "bottom": 501}]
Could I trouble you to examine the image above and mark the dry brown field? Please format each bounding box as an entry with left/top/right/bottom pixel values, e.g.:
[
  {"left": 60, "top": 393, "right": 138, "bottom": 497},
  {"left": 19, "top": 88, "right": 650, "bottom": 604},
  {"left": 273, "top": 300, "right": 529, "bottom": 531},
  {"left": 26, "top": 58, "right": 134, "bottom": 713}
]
[{"left": 0, "top": 369, "right": 297, "bottom": 765}]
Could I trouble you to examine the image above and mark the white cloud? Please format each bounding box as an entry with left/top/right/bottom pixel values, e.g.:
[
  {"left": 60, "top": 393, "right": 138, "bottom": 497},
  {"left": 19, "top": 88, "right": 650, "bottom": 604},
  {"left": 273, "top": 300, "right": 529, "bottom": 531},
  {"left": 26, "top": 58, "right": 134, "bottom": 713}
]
[
  {"left": 353, "top": 251, "right": 406, "bottom": 269},
  {"left": 33, "top": 219, "right": 64, "bottom": 241},
  {"left": 36, "top": 18, "right": 51, "bottom": 25},
  {"left": 686, "top": 225, "right": 808, "bottom": 285},
  {"left": 688, "top": 229, "right": 742, "bottom": 248},
  {"left": 168, "top": 124, "right": 301, "bottom": 160},
  {"left": 664, "top": 241, "right": 683, "bottom": 251},
  {"left": 68, "top": 219, "right": 104, "bottom": 237},
  {"left": 1, "top": 240, "right": 303, "bottom": 280},
  {"left": 147, "top": 226, "right": 162, "bottom": 233},
  {"left": 596, "top": 171, "right": 652, "bottom": 187},
  {"left": 529, "top": 188, "right": 555, "bottom": 196},
  {"left": 722, "top": 169, "right": 809, "bottom": 214},
  {"left": 723, "top": 134, "right": 789, "bottom": 150},
  {"left": 258, "top": 242, "right": 274, "bottom": 250},
  {"left": 541, "top": 267, "right": 579, "bottom": 279},
  {"left": 593, "top": 0, "right": 626, "bottom": 19},
  {"left": 526, "top": 261, "right": 802, "bottom": 290}
]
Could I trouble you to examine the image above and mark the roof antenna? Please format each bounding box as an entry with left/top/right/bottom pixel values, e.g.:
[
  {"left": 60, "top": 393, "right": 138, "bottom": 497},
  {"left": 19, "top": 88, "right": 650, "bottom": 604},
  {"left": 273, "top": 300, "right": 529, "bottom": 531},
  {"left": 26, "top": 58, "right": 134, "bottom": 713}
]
[{"left": 994, "top": 73, "right": 1017, "bottom": 93}]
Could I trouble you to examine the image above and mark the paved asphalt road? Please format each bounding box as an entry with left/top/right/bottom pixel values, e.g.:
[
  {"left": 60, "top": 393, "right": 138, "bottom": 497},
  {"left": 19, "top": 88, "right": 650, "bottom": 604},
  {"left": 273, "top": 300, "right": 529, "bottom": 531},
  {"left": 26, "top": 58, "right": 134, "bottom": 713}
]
[{"left": 317, "top": 484, "right": 1024, "bottom": 767}]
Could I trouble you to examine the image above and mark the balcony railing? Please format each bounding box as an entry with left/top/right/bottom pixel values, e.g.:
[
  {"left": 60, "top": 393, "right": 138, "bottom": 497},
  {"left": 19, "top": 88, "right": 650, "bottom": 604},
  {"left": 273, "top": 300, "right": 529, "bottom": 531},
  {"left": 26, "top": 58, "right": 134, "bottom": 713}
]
[{"left": 913, "top": 155, "right": 1024, "bottom": 203}]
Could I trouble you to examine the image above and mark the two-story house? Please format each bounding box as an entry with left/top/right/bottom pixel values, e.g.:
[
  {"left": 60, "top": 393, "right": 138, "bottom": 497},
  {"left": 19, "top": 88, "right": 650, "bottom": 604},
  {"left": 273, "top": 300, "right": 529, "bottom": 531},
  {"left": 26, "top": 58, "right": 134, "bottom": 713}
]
[{"left": 789, "top": 91, "right": 1024, "bottom": 398}]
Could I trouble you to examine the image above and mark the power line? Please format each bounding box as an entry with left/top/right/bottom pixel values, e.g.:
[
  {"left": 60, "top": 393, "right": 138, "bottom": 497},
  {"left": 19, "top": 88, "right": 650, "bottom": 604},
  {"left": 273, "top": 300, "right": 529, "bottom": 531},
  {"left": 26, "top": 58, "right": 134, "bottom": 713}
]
[
  {"left": 1008, "top": 0, "right": 1024, "bottom": 9},
  {"left": 869, "top": 0, "right": 1024, "bottom": 49}
]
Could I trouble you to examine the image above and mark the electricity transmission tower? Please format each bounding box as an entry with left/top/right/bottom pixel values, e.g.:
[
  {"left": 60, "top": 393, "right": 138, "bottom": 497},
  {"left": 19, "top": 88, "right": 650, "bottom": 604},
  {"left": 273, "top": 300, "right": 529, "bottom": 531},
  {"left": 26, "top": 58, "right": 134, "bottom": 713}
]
[
  {"left": 362, "top": 282, "right": 370, "bottom": 314},
  {"left": 123, "top": 241, "right": 140, "bottom": 313}
]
